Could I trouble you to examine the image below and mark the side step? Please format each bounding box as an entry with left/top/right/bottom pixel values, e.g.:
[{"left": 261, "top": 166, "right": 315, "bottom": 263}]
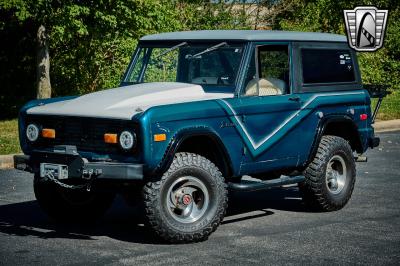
[{"left": 228, "top": 175, "right": 305, "bottom": 192}]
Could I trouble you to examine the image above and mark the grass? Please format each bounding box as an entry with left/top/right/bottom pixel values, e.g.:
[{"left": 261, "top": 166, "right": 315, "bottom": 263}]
[
  {"left": 372, "top": 90, "right": 400, "bottom": 121},
  {"left": 0, "top": 119, "right": 21, "bottom": 155},
  {"left": 0, "top": 92, "right": 398, "bottom": 155}
]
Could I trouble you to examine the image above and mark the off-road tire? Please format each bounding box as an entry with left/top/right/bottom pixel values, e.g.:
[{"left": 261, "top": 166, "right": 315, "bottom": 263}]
[
  {"left": 34, "top": 175, "right": 116, "bottom": 222},
  {"left": 300, "top": 135, "right": 356, "bottom": 211},
  {"left": 143, "top": 152, "right": 228, "bottom": 243}
]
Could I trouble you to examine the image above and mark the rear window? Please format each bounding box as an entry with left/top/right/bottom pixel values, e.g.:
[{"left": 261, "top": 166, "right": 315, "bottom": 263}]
[{"left": 301, "top": 49, "right": 355, "bottom": 84}]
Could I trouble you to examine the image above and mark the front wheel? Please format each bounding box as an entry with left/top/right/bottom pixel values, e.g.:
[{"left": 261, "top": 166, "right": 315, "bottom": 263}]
[
  {"left": 299, "top": 135, "right": 356, "bottom": 211},
  {"left": 143, "top": 152, "right": 228, "bottom": 243}
]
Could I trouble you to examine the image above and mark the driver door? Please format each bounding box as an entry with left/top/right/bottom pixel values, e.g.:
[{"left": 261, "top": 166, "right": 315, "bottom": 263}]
[{"left": 220, "top": 43, "right": 301, "bottom": 175}]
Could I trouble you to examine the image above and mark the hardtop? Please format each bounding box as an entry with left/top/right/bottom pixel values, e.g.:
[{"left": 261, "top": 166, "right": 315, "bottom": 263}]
[{"left": 140, "top": 30, "right": 347, "bottom": 43}]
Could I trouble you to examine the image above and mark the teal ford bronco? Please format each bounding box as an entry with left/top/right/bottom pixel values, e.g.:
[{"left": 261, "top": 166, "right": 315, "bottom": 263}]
[{"left": 15, "top": 30, "right": 383, "bottom": 243}]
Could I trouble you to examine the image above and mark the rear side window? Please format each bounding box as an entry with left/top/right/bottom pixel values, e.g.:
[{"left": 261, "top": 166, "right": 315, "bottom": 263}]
[{"left": 301, "top": 49, "right": 355, "bottom": 84}]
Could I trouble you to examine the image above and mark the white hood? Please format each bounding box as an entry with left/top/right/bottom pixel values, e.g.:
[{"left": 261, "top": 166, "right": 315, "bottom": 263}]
[{"left": 27, "top": 82, "right": 233, "bottom": 119}]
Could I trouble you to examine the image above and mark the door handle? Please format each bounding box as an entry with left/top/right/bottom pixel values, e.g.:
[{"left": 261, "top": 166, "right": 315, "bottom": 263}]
[{"left": 289, "top": 96, "right": 301, "bottom": 102}]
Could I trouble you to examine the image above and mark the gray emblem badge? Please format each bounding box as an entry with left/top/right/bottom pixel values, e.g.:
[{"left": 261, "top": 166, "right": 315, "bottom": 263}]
[{"left": 343, "top": 6, "right": 388, "bottom": 51}]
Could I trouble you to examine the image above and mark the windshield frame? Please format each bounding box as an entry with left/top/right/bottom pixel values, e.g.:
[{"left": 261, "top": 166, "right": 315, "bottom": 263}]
[{"left": 121, "top": 41, "right": 249, "bottom": 95}]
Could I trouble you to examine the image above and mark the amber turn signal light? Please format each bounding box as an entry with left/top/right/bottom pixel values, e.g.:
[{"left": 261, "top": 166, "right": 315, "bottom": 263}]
[
  {"left": 154, "top": 133, "right": 166, "bottom": 142},
  {"left": 104, "top": 133, "right": 118, "bottom": 144},
  {"left": 42, "top": 128, "right": 56, "bottom": 139}
]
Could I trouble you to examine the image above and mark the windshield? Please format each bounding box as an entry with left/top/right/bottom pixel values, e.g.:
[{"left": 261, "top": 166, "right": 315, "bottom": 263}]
[{"left": 123, "top": 43, "right": 244, "bottom": 93}]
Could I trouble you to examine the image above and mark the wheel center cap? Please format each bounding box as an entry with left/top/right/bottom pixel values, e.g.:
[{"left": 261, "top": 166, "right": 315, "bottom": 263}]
[{"left": 182, "top": 194, "right": 192, "bottom": 205}]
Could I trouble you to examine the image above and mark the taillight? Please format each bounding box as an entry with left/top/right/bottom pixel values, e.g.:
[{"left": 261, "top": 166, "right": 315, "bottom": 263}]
[{"left": 360, "top": 114, "right": 368, "bottom": 121}]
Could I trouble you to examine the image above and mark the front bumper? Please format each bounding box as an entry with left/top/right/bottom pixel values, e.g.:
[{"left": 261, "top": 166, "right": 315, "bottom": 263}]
[{"left": 14, "top": 146, "right": 143, "bottom": 181}]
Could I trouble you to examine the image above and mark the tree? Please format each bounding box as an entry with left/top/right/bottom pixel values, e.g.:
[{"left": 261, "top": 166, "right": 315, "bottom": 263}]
[
  {"left": 36, "top": 25, "right": 51, "bottom": 99},
  {"left": 0, "top": 0, "right": 183, "bottom": 116},
  {"left": 6, "top": 0, "right": 398, "bottom": 119}
]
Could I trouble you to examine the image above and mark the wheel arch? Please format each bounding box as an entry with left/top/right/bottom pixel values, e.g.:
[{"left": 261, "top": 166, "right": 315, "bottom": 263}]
[
  {"left": 153, "top": 127, "right": 234, "bottom": 178},
  {"left": 304, "top": 115, "right": 362, "bottom": 168}
]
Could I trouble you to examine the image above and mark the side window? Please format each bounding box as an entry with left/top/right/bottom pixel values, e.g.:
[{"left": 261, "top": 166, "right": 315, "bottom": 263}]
[
  {"left": 301, "top": 49, "right": 355, "bottom": 84},
  {"left": 244, "top": 45, "right": 289, "bottom": 96}
]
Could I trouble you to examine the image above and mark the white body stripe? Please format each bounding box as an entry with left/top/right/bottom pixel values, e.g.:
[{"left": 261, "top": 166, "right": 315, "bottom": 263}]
[{"left": 220, "top": 91, "right": 365, "bottom": 150}]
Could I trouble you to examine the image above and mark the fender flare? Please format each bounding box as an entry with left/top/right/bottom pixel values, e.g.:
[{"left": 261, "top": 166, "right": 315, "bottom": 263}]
[
  {"left": 302, "top": 114, "right": 362, "bottom": 169},
  {"left": 151, "top": 126, "right": 234, "bottom": 177}
]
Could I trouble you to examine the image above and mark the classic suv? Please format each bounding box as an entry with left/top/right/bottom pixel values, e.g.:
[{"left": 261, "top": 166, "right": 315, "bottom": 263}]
[{"left": 15, "top": 30, "right": 381, "bottom": 243}]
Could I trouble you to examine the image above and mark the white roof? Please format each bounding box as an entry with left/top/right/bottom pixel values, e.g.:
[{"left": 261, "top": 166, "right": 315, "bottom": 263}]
[{"left": 140, "top": 30, "right": 347, "bottom": 43}]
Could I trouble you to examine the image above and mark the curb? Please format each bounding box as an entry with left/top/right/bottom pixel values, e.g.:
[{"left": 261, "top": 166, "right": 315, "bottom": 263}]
[
  {"left": 0, "top": 154, "right": 17, "bottom": 169},
  {"left": 373, "top": 119, "right": 400, "bottom": 133},
  {"left": 1, "top": 120, "right": 399, "bottom": 170}
]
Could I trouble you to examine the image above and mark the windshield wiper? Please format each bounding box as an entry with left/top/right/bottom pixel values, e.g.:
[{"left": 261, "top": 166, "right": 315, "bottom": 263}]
[
  {"left": 186, "top": 42, "right": 228, "bottom": 59},
  {"left": 154, "top": 42, "right": 188, "bottom": 60}
]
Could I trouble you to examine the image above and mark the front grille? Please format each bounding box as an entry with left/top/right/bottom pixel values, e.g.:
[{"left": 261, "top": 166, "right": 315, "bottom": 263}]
[{"left": 25, "top": 115, "right": 138, "bottom": 154}]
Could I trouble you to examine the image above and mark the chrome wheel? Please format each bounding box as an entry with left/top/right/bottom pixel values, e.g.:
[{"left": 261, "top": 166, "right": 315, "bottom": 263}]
[
  {"left": 166, "top": 176, "right": 210, "bottom": 224},
  {"left": 326, "top": 155, "right": 347, "bottom": 194}
]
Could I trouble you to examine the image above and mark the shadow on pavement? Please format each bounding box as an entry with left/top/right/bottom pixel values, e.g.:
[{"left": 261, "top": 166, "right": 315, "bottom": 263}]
[{"left": 0, "top": 186, "right": 307, "bottom": 244}]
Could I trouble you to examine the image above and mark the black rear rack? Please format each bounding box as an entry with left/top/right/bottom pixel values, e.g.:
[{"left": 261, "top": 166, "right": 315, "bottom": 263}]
[{"left": 364, "top": 84, "right": 391, "bottom": 123}]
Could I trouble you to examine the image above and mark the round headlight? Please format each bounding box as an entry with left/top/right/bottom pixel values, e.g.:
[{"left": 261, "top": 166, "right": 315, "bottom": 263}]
[
  {"left": 26, "top": 124, "right": 39, "bottom": 142},
  {"left": 119, "top": 131, "right": 135, "bottom": 150}
]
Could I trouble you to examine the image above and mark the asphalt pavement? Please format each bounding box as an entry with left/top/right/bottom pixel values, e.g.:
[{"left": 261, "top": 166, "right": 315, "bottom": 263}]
[{"left": 0, "top": 131, "right": 399, "bottom": 265}]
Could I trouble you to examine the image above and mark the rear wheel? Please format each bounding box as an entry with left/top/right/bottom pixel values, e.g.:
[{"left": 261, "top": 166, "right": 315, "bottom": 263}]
[
  {"left": 34, "top": 175, "right": 115, "bottom": 222},
  {"left": 143, "top": 152, "right": 228, "bottom": 243},
  {"left": 300, "top": 135, "right": 356, "bottom": 211}
]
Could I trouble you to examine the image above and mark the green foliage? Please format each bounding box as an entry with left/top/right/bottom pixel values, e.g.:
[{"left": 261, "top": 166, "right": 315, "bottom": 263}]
[
  {"left": 0, "top": 0, "right": 398, "bottom": 120},
  {"left": 276, "top": 0, "right": 400, "bottom": 119},
  {"left": 0, "top": 0, "right": 36, "bottom": 118},
  {"left": 175, "top": 1, "right": 250, "bottom": 30},
  {"left": 0, "top": 0, "right": 253, "bottom": 119},
  {"left": 47, "top": 0, "right": 182, "bottom": 95}
]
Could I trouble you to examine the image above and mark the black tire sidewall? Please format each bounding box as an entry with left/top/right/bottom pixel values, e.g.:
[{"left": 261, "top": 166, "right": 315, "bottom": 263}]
[{"left": 302, "top": 135, "right": 356, "bottom": 211}]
